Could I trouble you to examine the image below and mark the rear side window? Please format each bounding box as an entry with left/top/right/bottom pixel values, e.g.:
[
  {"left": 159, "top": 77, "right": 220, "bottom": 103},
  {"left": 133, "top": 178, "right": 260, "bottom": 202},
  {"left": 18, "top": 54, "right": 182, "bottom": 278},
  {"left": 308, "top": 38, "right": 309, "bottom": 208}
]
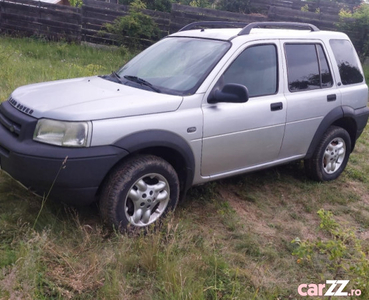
[
  {"left": 285, "top": 43, "right": 333, "bottom": 92},
  {"left": 330, "top": 39, "right": 364, "bottom": 85}
]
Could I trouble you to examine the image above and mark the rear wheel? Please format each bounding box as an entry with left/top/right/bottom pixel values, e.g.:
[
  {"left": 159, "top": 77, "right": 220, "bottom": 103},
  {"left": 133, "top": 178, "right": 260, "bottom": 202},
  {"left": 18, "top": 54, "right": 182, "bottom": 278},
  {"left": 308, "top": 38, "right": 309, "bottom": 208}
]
[
  {"left": 100, "top": 155, "right": 179, "bottom": 232},
  {"left": 305, "top": 126, "right": 351, "bottom": 181}
]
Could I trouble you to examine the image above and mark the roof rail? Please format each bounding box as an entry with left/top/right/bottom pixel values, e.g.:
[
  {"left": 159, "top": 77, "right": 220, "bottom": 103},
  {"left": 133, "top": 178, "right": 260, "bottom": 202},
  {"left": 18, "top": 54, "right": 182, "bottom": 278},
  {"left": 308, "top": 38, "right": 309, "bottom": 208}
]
[
  {"left": 179, "top": 21, "right": 248, "bottom": 32},
  {"left": 238, "top": 22, "right": 320, "bottom": 35}
]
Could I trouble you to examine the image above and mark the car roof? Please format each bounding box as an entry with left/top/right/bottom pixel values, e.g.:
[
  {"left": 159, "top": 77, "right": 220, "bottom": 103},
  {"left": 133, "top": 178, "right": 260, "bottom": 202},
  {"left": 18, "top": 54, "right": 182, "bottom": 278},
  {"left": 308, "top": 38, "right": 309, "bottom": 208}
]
[
  {"left": 170, "top": 28, "right": 241, "bottom": 40},
  {"left": 170, "top": 22, "right": 349, "bottom": 41}
]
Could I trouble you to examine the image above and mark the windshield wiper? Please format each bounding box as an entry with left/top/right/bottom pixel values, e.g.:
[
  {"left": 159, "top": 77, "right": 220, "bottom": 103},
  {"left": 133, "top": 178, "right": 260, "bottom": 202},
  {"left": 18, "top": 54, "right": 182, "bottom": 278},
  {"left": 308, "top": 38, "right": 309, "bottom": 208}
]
[
  {"left": 124, "top": 75, "right": 161, "bottom": 93},
  {"left": 111, "top": 71, "right": 122, "bottom": 83},
  {"left": 100, "top": 71, "right": 123, "bottom": 83}
]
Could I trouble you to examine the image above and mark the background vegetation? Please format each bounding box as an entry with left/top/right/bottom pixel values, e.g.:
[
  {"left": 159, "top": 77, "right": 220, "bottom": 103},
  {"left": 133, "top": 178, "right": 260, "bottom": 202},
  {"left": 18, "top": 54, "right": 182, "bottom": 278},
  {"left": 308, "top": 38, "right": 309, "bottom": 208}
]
[
  {"left": 115, "top": 0, "right": 367, "bottom": 12},
  {"left": 103, "top": 0, "right": 369, "bottom": 60},
  {"left": 102, "top": 0, "right": 161, "bottom": 49},
  {"left": 118, "top": 0, "right": 217, "bottom": 11},
  {"left": 338, "top": 2, "right": 369, "bottom": 61},
  {"left": 116, "top": 0, "right": 266, "bottom": 12},
  {"left": 0, "top": 36, "right": 369, "bottom": 299}
]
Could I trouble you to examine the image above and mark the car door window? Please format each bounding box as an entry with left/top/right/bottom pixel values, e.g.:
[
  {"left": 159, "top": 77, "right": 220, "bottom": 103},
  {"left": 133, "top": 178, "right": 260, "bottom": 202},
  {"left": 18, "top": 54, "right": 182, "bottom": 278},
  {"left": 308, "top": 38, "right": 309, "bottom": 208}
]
[
  {"left": 285, "top": 43, "right": 333, "bottom": 92},
  {"left": 221, "top": 44, "right": 278, "bottom": 97}
]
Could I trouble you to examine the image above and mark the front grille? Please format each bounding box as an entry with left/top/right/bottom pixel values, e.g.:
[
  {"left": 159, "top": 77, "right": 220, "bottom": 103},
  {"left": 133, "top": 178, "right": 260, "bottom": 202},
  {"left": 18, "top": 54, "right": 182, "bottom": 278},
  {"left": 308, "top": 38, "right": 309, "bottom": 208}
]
[
  {"left": 0, "top": 100, "right": 37, "bottom": 141},
  {"left": 0, "top": 107, "right": 21, "bottom": 137}
]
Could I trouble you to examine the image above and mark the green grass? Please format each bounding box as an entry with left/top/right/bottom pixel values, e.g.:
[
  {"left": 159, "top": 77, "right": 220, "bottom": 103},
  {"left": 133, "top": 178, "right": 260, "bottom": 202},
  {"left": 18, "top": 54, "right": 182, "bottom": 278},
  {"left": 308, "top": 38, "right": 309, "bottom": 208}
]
[
  {"left": 365, "top": 64, "right": 369, "bottom": 83},
  {"left": 1, "top": 36, "right": 369, "bottom": 299},
  {"left": 0, "top": 36, "right": 131, "bottom": 100}
]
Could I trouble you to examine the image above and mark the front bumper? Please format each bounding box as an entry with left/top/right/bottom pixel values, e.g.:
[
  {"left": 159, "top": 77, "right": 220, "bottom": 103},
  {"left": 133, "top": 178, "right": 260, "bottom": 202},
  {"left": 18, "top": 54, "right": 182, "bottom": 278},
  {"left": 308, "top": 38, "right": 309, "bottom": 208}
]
[{"left": 0, "top": 101, "right": 128, "bottom": 205}]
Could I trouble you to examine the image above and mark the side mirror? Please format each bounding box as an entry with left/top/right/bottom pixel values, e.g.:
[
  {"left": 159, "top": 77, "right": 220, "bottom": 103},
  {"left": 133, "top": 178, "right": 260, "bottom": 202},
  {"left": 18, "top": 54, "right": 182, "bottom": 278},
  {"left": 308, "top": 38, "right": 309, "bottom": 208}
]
[{"left": 208, "top": 83, "right": 249, "bottom": 104}]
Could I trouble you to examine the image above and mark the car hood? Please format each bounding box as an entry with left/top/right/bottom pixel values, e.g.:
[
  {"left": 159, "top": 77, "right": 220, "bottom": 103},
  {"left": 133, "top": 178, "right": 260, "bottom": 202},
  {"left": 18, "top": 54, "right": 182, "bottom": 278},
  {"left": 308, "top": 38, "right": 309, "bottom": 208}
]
[{"left": 10, "top": 76, "right": 183, "bottom": 121}]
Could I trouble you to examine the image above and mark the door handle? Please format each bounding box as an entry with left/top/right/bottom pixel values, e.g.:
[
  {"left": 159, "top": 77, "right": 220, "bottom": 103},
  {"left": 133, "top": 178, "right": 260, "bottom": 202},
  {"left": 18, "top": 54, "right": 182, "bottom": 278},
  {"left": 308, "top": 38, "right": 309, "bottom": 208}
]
[
  {"left": 327, "top": 94, "right": 336, "bottom": 102},
  {"left": 270, "top": 102, "right": 283, "bottom": 111}
]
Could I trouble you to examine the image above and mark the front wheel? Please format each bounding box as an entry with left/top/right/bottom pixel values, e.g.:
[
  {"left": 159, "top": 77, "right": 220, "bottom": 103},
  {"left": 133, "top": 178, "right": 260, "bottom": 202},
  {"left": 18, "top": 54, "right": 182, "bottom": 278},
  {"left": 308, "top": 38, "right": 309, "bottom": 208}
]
[
  {"left": 305, "top": 126, "right": 351, "bottom": 181},
  {"left": 100, "top": 155, "right": 180, "bottom": 232}
]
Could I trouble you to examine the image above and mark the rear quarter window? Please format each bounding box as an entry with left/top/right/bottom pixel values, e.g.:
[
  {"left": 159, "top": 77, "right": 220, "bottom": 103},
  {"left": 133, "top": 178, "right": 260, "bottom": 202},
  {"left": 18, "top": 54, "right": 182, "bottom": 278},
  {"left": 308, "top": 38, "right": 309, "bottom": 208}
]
[{"left": 329, "top": 39, "right": 364, "bottom": 85}]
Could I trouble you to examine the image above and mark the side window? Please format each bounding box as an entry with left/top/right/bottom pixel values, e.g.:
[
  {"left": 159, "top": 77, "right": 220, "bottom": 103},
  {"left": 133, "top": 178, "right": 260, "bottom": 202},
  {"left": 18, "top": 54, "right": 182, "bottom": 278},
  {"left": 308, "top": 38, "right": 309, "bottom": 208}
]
[
  {"left": 222, "top": 44, "right": 278, "bottom": 97},
  {"left": 330, "top": 39, "right": 364, "bottom": 85},
  {"left": 285, "top": 44, "right": 333, "bottom": 92}
]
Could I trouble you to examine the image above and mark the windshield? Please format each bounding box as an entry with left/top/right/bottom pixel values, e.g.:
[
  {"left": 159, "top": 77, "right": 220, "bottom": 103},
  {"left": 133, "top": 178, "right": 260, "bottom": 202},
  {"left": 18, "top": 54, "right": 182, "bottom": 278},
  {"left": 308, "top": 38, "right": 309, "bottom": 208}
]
[{"left": 117, "top": 37, "right": 230, "bottom": 95}]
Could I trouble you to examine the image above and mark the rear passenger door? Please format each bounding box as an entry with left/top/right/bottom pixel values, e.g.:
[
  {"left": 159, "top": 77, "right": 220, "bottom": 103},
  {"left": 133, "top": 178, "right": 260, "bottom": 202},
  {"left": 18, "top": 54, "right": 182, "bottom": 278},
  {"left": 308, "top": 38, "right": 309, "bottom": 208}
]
[{"left": 278, "top": 41, "right": 340, "bottom": 159}]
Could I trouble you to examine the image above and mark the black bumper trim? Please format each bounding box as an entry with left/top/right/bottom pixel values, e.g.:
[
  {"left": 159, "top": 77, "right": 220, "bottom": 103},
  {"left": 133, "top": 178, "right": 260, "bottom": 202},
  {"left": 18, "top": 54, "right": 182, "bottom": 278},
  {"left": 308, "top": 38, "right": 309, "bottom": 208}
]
[
  {"left": 352, "top": 106, "right": 369, "bottom": 139},
  {"left": 0, "top": 146, "right": 129, "bottom": 205}
]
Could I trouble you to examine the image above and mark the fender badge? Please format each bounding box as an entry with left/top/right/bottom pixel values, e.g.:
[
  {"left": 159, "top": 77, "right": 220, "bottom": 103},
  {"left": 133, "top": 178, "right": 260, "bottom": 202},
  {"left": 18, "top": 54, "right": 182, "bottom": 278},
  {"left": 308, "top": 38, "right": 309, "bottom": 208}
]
[{"left": 187, "top": 127, "right": 196, "bottom": 133}]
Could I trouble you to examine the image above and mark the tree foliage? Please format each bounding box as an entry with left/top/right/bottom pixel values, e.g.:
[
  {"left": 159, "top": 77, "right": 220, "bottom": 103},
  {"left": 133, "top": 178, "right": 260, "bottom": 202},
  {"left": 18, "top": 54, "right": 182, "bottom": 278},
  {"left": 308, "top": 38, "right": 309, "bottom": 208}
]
[{"left": 338, "top": 3, "right": 369, "bottom": 60}]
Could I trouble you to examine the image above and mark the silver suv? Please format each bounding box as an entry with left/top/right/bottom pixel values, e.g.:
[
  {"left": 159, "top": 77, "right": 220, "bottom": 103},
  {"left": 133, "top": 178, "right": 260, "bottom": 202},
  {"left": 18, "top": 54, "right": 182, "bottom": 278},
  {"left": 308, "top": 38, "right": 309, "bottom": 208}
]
[{"left": 0, "top": 22, "right": 368, "bottom": 231}]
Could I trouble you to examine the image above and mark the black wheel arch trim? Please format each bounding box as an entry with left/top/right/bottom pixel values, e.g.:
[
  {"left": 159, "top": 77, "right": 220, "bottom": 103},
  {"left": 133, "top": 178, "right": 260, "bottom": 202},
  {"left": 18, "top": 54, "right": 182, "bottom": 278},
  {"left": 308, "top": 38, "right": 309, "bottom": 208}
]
[
  {"left": 342, "top": 105, "right": 369, "bottom": 133},
  {"left": 113, "top": 130, "right": 196, "bottom": 193},
  {"left": 305, "top": 106, "right": 369, "bottom": 159}
]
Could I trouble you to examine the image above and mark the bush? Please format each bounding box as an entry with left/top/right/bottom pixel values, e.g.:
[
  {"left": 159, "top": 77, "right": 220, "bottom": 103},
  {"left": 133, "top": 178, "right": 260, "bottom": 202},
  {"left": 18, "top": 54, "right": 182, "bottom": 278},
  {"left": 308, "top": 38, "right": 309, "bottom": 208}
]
[
  {"left": 103, "top": 0, "right": 161, "bottom": 49},
  {"left": 301, "top": 4, "right": 309, "bottom": 12},
  {"left": 69, "top": 0, "right": 82, "bottom": 7}
]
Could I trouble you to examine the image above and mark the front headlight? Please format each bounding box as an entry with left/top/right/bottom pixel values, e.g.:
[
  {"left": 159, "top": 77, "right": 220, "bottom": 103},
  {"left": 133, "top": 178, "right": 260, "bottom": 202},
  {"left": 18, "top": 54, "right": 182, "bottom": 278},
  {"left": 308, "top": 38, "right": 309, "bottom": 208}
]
[{"left": 33, "top": 119, "right": 91, "bottom": 147}]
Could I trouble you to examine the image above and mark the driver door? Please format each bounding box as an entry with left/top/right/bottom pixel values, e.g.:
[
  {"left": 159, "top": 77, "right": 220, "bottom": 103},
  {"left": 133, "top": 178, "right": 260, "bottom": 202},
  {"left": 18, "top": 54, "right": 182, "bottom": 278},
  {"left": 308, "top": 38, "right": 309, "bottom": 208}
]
[{"left": 201, "top": 42, "right": 286, "bottom": 177}]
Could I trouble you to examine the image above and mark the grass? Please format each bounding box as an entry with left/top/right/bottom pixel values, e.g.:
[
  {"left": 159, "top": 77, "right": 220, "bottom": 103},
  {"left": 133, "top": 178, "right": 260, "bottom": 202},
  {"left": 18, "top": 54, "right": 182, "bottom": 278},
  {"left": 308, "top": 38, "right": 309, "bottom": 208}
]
[
  {"left": 1, "top": 36, "right": 369, "bottom": 299},
  {"left": 0, "top": 36, "right": 131, "bottom": 100},
  {"left": 365, "top": 64, "right": 369, "bottom": 83}
]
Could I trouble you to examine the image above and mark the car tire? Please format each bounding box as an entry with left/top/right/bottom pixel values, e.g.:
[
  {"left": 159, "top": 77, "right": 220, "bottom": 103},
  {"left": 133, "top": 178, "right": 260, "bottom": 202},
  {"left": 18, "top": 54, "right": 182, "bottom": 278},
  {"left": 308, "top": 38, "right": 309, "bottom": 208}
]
[
  {"left": 100, "top": 155, "right": 179, "bottom": 232},
  {"left": 305, "top": 126, "right": 351, "bottom": 182}
]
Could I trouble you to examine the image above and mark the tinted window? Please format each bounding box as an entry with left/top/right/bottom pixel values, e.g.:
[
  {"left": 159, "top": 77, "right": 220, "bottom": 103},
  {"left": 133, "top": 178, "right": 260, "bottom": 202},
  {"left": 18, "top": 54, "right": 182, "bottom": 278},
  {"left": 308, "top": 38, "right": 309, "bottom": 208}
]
[
  {"left": 285, "top": 44, "right": 333, "bottom": 92},
  {"left": 222, "top": 44, "right": 278, "bottom": 97},
  {"left": 330, "top": 39, "right": 364, "bottom": 85}
]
